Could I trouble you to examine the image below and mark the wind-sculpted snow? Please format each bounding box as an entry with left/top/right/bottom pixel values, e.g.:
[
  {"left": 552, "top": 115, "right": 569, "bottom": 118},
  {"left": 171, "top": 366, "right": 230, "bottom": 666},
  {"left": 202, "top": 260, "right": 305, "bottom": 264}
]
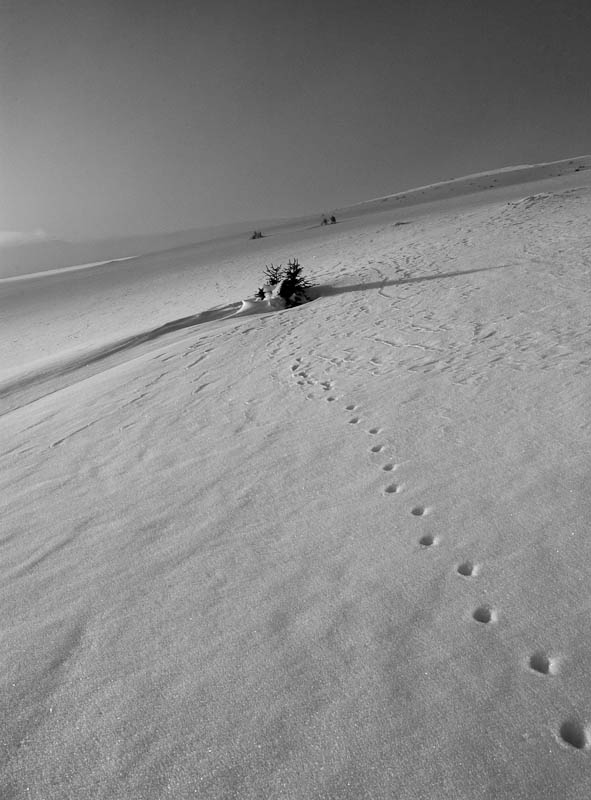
[
  {"left": 0, "top": 304, "right": 240, "bottom": 415},
  {"left": 2, "top": 162, "right": 591, "bottom": 799}
]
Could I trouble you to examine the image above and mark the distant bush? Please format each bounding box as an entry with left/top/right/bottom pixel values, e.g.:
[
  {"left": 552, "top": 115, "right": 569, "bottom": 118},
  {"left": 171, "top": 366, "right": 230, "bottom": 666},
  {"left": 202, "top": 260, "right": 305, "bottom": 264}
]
[
  {"left": 255, "top": 258, "right": 313, "bottom": 307},
  {"left": 250, "top": 230, "right": 264, "bottom": 239}
]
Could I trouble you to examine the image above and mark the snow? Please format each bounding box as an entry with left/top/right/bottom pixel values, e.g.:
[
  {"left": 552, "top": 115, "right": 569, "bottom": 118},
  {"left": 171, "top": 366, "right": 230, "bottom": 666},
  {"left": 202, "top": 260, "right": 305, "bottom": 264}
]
[
  {"left": 2, "top": 157, "right": 591, "bottom": 799},
  {"left": 0, "top": 255, "right": 139, "bottom": 284}
]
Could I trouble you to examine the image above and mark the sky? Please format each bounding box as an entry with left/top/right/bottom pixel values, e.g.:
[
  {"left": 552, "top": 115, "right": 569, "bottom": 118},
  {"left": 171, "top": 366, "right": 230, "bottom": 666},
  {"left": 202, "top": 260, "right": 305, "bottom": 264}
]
[{"left": 2, "top": 0, "right": 591, "bottom": 242}]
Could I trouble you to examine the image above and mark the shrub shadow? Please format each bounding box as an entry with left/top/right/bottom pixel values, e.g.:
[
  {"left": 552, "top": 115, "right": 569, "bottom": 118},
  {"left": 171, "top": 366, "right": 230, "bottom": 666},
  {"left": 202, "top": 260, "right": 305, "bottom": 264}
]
[{"left": 309, "top": 264, "right": 511, "bottom": 299}]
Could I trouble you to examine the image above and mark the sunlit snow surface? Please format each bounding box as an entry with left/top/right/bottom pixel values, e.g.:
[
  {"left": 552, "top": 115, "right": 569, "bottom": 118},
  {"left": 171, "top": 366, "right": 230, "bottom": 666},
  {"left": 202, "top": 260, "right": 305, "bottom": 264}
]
[{"left": 2, "top": 158, "right": 591, "bottom": 799}]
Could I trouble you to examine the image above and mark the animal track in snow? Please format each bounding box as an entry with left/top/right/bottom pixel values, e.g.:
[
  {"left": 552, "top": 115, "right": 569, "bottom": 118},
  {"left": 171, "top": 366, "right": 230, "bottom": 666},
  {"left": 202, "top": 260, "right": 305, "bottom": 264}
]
[
  {"left": 472, "top": 605, "right": 496, "bottom": 624},
  {"left": 382, "top": 463, "right": 396, "bottom": 471},
  {"left": 289, "top": 359, "right": 336, "bottom": 395},
  {"left": 326, "top": 396, "right": 336, "bottom": 402},
  {"left": 370, "top": 444, "right": 384, "bottom": 453},
  {"left": 384, "top": 483, "right": 401, "bottom": 494},
  {"left": 368, "top": 427, "right": 380, "bottom": 435},
  {"left": 457, "top": 561, "right": 478, "bottom": 577},
  {"left": 418, "top": 534, "right": 437, "bottom": 547},
  {"left": 345, "top": 404, "right": 357, "bottom": 411},
  {"left": 528, "top": 651, "right": 557, "bottom": 676},
  {"left": 558, "top": 719, "right": 589, "bottom": 750},
  {"left": 348, "top": 417, "right": 361, "bottom": 424},
  {"left": 410, "top": 505, "right": 427, "bottom": 516}
]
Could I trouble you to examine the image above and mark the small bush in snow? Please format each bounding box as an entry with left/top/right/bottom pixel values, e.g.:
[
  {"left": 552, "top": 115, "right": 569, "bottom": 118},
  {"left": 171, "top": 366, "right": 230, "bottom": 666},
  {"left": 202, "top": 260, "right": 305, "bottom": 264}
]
[
  {"left": 263, "top": 263, "right": 283, "bottom": 286},
  {"left": 255, "top": 259, "right": 313, "bottom": 307}
]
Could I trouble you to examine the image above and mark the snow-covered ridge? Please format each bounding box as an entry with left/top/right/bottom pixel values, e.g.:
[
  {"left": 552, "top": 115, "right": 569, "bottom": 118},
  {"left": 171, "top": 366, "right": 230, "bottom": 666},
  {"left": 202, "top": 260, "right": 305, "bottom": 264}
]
[
  {"left": 333, "top": 155, "right": 591, "bottom": 219},
  {"left": 0, "top": 255, "right": 138, "bottom": 284},
  {"left": 2, "top": 155, "right": 589, "bottom": 281}
]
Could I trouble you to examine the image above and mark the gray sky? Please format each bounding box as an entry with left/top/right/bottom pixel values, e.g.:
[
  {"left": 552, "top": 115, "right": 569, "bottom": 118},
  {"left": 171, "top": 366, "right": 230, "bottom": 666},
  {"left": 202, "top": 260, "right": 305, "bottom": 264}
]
[{"left": 2, "top": 0, "right": 591, "bottom": 241}]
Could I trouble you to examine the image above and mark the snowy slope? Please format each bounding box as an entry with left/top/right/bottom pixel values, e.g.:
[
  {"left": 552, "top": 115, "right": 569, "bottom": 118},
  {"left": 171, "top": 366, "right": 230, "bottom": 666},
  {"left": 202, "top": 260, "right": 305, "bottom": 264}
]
[{"left": 1, "top": 162, "right": 591, "bottom": 799}]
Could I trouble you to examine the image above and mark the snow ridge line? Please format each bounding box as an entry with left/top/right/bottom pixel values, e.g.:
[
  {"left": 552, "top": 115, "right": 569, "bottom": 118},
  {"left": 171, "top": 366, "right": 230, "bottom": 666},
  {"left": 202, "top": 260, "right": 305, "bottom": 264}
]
[{"left": 0, "top": 303, "right": 240, "bottom": 416}]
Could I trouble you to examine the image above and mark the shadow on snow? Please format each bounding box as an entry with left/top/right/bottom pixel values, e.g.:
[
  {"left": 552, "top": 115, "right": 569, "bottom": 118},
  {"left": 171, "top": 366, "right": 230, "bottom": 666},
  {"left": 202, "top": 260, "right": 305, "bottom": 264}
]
[{"left": 309, "top": 264, "right": 512, "bottom": 299}]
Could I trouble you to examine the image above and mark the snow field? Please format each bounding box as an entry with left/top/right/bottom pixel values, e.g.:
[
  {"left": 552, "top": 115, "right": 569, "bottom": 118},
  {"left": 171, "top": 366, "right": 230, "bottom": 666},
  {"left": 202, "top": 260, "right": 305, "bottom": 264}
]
[{"left": 2, "top": 162, "right": 591, "bottom": 798}]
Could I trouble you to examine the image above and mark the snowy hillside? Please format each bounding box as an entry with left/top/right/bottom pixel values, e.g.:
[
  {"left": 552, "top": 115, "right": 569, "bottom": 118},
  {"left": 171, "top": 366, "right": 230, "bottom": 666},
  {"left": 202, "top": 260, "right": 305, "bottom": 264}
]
[{"left": 1, "top": 159, "right": 591, "bottom": 799}]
